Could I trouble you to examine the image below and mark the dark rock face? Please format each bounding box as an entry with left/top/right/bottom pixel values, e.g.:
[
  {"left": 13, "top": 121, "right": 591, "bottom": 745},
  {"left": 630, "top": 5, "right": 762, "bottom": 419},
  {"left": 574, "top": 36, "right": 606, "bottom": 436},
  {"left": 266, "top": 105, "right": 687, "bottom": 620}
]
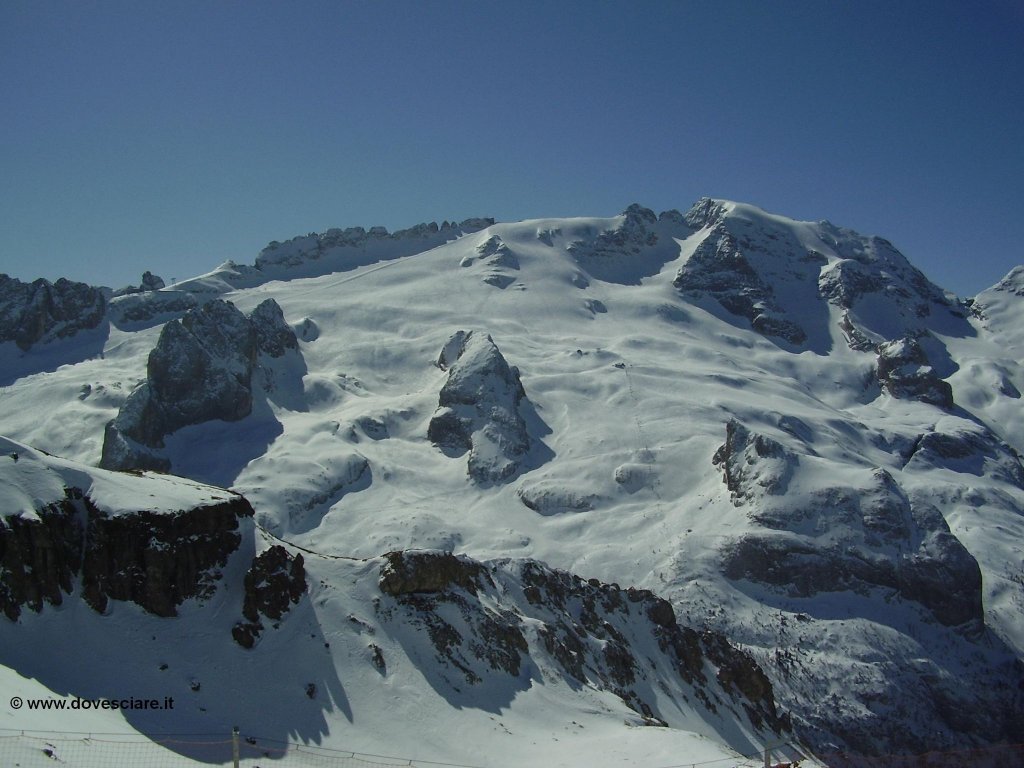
[
  {"left": 817, "top": 227, "right": 947, "bottom": 317},
  {"left": 713, "top": 421, "right": 984, "bottom": 629},
  {"left": 875, "top": 336, "right": 954, "bottom": 409},
  {"left": 721, "top": 529, "right": 982, "bottom": 629},
  {"left": 712, "top": 419, "right": 797, "bottom": 502},
  {"left": 376, "top": 550, "right": 789, "bottom": 734},
  {"left": 108, "top": 290, "right": 200, "bottom": 327},
  {"left": 81, "top": 500, "right": 252, "bottom": 618},
  {"left": 570, "top": 204, "right": 660, "bottom": 265},
  {"left": 816, "top": 223, "right": 970, "bottom": 347},
  {"left": 379, "top": 550, "right": 489, "bottom": 596},
  {"left": 0, "top": 490, "right": 83, "bottom": 621},
  {"left": 250, "top": 298, "right": 300, "bottom": 358},
  {"left": 428, "top": 330, "right": 532, "bottom": 484},
  {"left": 101, "top": 298, "right": 299, "bottom": 471},
  {"left": 1, "top": 487, "right": 253, "bottom": 621},
  {"left": 233, "top": 545, "right": 306, "bottom": 649},
  {"left": 673, "top": 218, "right": 813, "bottom": 346},
  {"left": 0, "top": 274, "right": 107, "bottom": 350}
]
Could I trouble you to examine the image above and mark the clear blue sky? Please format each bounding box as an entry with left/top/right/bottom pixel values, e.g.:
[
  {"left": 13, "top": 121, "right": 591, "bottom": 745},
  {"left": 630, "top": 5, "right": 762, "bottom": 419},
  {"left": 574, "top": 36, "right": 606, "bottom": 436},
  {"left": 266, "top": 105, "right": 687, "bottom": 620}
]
[{"left": 1, "top": 0, "right": 1022, "bottom": 295}]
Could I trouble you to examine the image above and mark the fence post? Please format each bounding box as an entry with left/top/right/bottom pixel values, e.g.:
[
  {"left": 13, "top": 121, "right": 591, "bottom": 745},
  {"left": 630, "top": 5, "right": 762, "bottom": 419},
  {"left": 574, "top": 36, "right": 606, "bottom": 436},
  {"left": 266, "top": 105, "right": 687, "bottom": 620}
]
[{"left": 232, "top": 726, "right": 240, "bottom": 768}]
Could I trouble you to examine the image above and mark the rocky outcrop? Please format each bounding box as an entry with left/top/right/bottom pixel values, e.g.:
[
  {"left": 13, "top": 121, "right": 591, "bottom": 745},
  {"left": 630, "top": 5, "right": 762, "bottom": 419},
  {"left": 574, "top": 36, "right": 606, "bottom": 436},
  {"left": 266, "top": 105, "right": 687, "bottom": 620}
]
[
  {"left": 0, "top": 274, "right": 107, "bottom": 350},
  {"left": 112, "top": 271, "right": 166, "bottom": 297},
  {"left": 427, "top": 330, "right": 532, "bottom": 484},
  {"left": 568, "top": 204, "right": 690, "bottom": 284},
  {"left": 0, "top": 449, "right": 253, "bottom": 621},
  {"left": 108, "top": 289, "right": 201, "bottom": 327},
  {"left": 250, "top": 298, "right": 299, "bottom": 357},
  {"left": 817, "top": 227, "right": 947, "bottom": 315},
  {"left": 458, "top": 235, "right": 520, "bottom": 289},
  {"left": 80, "top": 499, "right": 252, "bottom": 618},
  {"left": 256, "top": 217, "right": 494, "bottom": 273},
  {"left": 517, "top": 483, "right": 597, "bottom": 515},
  {"left": 712, "top": 419, "right": 797, "bottom": 502},
  {"left": 721, "top": 526, "right": 982, "bottom": 629},
  {"left": 376, "top": 550, "right": 789, "bottom": 734},
  {"left": 0, "top": 488, "right": 83, "bottom": 622},
  {"left": 232, "top": 545, "right": 307, "bottom": 649},
  {"left": 571, "top": 203, "right": 660, "bottom": 259},
  {"left": 816, "top": 223, "right": 970, "bottom": 346},
  {"left": 101, "top": 298, "right": 299, "bottom": 472},
  {"left": 379, "top": 550, "right": 489, "bottom": 596},
  {"left": 875, "top": 336, "right": 954, "bottom": 409},
  {"left": 673, "top": 218, "right": 813, "bottom": 346},
  {"left": 905, "top": 426, "right": 1024, "bottom": 488},
  {"left": 713, "top": 421, "right": 984, "bottom": 629}
]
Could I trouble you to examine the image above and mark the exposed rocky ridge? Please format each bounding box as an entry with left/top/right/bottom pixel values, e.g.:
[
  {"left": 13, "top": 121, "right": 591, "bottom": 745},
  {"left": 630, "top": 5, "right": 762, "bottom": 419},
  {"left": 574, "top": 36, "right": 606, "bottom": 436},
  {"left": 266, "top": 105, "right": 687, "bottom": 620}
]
[
  {"left": 377, "top": 550, "right": 790, "bottom": 734},
  {"left": 675, "top": 199, "right": 971, "bottom": 352},
  {"left": 100, "top": 298, "right": 300, "bottom": 472},
  {"left": 2, "top": 200, "right": 1023, "bottom": 765},
  {"left": 256, "top": 217, "right": 495, "bottom": 274},
  {"left": 714, "top": 419, "right": 983, "bottom": 629},
  {"left": 428, "top": 330, "right": 534, "bottom": 484},
  {"left": 673, "top": 214, "right": 815, "bottom": 346},
  {"left": 107, "top": 217, "right": 499, "bottom": 326},
  {"left": 0, "top": 471, "right": 253, "bottom": 622},
  {"left": 982, "top": 265, "right": 1024, "bottom": 298},
  {"left": 568, "top": 203, "right": 691, "bottom": 284},
  {"left": 816, "top": 222, "right": 964, "bottom": 342},
  {"left": 108, "top": 289, "right": 200, "bottom": 327},
  {"left": 232, "top": 545, "right": 307, "bottom": 649},
  {"left": 0, "top": 273, "right": 107, "bottom": 350}
]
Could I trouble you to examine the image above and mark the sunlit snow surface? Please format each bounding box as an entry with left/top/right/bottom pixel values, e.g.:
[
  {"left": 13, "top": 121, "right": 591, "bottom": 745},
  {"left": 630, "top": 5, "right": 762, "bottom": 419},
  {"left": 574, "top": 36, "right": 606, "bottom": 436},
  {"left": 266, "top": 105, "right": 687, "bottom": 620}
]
[{"left": 1, "top": 201, "right": 1022, "bottom": 765}]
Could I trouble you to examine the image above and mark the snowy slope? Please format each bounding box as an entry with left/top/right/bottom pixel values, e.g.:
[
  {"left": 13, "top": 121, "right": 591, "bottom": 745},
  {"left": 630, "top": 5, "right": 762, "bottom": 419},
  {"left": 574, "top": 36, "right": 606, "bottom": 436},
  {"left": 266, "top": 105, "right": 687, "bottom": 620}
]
[{"left": 1, "top": 199, "right": 1023, "bottom": 765}]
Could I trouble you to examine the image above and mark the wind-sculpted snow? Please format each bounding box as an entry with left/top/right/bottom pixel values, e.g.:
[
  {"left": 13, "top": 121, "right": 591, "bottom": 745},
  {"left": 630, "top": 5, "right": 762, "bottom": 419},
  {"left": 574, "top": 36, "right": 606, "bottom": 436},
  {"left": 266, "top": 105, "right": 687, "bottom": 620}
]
[{"left": 4, "top": 199, "right": 1024, "bottom": 765}]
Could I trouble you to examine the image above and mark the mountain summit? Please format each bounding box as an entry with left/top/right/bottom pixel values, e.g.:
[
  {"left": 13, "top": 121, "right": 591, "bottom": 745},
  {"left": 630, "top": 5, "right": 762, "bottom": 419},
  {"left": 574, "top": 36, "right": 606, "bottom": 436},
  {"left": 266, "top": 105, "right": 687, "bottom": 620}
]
[{"left": 2, "top": 199, "right": 1023, "bottom": 766}]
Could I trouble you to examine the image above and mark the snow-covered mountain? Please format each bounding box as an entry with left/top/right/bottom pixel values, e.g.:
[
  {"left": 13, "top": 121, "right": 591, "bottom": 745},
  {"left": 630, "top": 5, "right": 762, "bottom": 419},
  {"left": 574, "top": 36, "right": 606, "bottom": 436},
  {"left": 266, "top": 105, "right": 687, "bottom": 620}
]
[{"left": 2, "top": 199, "right": 1023, "bottom": 767}]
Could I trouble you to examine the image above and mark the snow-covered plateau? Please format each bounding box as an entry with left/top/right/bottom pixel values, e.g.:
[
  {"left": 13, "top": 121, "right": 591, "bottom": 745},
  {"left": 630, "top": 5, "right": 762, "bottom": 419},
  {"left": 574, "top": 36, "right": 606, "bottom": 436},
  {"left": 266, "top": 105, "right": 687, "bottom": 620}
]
[{"left": 1, "top": 199, "right": 1023, "bottom": 767}]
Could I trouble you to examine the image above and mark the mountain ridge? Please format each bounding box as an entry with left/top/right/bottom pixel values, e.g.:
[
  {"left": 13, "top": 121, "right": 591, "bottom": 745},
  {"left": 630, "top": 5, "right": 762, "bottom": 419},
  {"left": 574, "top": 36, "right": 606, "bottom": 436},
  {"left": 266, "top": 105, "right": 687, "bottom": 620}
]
[{"left": 2, "top": 198, "right": 1023, "bottom": 766}]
